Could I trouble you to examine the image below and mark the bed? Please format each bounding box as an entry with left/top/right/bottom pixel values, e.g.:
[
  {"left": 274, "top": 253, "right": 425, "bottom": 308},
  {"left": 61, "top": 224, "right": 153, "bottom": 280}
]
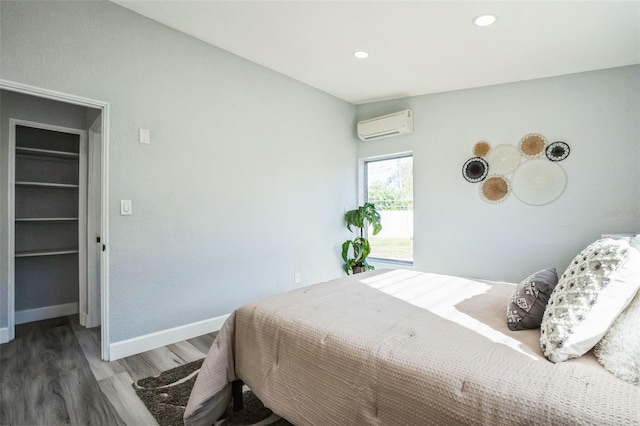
[{"left": 184, "top": 268, "right": 640, "bottom": 425}]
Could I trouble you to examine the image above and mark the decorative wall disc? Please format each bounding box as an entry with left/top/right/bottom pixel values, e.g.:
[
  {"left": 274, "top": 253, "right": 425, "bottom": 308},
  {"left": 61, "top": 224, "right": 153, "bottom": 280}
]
[
  {"left": 480, "top": 175, "right": 510, "bottom": 203},
  {"left": 511, "top": 159, "right": 567, "bottom": 205},
  {"left": 473, "top": 141, "right": 491, "bottom": 157},
  {"left": 462, "top": 157, "right": 489, "bottom": 182},
  {"left": 486, "top": 144, "right": 520, "bottom": 175},
  {"left": 546, "top": 141, "right": 570, "bottom": 161},
  {"left": 519, "top": 133, "right": 547, "bottom": 158}
]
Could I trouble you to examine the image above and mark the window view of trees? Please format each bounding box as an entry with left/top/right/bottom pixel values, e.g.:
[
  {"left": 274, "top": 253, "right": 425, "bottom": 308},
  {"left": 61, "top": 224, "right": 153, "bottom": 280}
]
[{"left": 365, "top": 155, "right": 413, "bottom": 262}]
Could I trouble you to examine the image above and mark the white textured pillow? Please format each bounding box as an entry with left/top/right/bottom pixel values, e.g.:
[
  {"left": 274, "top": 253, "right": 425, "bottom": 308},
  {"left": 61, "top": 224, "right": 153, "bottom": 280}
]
[
  {"left": 540, "top": 239, "right": 640, "bottom": 363},
  {"left": 595, "top": 290, "right": 640, "bottom": 385}
]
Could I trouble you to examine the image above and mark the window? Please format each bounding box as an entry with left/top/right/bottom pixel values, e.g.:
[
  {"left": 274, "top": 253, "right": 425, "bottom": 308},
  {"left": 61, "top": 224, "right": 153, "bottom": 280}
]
[{"left": 365, "top": 154, "right": 413, "bottom": 263}]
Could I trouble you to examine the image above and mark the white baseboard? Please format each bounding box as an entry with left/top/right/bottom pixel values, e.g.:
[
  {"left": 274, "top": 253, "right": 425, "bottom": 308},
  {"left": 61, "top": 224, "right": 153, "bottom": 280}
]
[
  {"left": 15, "top": 302, "right": 79, "bottom": 325},
  {"left": 0, "top": 327, "right": 9, "bottom": 344},
  {"left": 108, "top": 313, "right": 230, "bottom": 361}
]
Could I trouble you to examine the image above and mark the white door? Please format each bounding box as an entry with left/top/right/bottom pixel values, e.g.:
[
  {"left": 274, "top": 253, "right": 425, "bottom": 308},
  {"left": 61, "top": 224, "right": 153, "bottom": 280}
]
[{"left": 85, "top": 117, "right": 102, "bottom": 328}]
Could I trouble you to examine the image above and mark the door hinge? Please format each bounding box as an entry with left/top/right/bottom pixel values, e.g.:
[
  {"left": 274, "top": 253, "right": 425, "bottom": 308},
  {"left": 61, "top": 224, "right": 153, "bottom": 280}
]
[
  {"left": 102, "top": 244, "right": 106, "bottom": 252},
  {"left": 97, "top": 236, "right": 101, "bottom": 243}
]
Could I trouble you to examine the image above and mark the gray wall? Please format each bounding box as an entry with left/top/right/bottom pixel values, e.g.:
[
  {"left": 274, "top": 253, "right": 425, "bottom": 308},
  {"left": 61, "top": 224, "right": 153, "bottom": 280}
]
[
  {"left": 0, "top": 90, "right": 93, "bottom": 326},
  {"left": 358, "top": 65, "right": 640, "bottom": 283},
  {"left": 1, "top": 1, "right": 356, "bottom": 341}
]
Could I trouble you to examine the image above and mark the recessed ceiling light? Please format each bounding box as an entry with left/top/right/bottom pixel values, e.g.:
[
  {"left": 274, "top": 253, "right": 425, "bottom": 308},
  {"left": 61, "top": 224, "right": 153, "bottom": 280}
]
[
  {"left": 473, "top": 14, "right": 497, "bottom": 27},
  {"left": 353, "top": 51, "right": 369, "bottom": 59}
]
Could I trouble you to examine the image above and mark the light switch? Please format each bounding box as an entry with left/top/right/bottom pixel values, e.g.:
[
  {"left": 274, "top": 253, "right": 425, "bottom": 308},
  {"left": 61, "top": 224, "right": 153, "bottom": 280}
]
[
  {"left": 120, "top": 199, "right": 132, "bottom": 215},
  {"left": 139, "top": 128, "right": 150, "bottom": 144}
]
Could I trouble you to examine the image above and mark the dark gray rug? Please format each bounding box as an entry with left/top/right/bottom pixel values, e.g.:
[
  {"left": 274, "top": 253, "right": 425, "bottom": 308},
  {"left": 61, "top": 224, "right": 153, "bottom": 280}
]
[{"left": 133, "top": 358, "right": 293, "bottom": 426}]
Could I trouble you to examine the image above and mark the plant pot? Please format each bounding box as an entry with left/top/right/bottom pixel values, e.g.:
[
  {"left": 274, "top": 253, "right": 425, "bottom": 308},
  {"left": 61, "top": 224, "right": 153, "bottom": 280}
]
[{"left": 352, "top": 266, "right": 366, "bottom": 274}]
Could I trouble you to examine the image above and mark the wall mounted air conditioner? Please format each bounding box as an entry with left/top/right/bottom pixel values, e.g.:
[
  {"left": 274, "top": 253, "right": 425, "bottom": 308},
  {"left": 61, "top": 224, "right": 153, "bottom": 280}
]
[{"left": 357, "top": 109, "right": 413, "bottom": 141}]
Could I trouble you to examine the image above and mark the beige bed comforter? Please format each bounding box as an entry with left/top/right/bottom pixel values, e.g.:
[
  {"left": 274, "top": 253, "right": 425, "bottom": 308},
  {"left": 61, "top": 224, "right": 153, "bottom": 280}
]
[{"left": 184, "top": 269, "right": 640, "bottom": 425}]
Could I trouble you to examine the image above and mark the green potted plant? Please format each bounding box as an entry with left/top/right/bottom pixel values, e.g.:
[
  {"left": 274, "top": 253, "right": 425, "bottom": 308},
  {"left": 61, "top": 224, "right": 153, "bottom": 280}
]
[{"left": 342, "top": 203, "right": 382, "bottom": 274}]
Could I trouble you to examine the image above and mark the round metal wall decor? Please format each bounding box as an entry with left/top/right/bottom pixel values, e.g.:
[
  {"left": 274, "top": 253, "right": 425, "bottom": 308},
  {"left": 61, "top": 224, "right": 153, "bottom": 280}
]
[
  {"left": 462, "top": 157, "right": 489, "bottom": 183},
  {"left": 480, "top": 175, "right": 510, "bottom": 203},
  {"left": 486, "top": 144, "right": 520, "bottom": 175},
  {"left": 473, "top": 141, "right": 491, "bottom": 157},
  {"left": 546, "top": 141, "right": 570, "bottom": 162},
  {"left": 519, "top": 133, "right": 547, "bottom": 158},
  {"left": 511, "top": 159, "right": 567, "bottom": 205}
]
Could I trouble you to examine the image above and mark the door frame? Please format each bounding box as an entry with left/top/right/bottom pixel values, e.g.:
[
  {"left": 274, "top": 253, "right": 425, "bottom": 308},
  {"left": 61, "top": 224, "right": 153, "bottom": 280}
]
[{"left": 1, "top": 79, "right": 111, "bottom": 360}]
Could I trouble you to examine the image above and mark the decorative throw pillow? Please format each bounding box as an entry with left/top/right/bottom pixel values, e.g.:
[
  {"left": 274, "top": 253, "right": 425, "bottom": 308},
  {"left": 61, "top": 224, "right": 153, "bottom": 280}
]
[
  {"left": 540, "top": 238, "right": 640, "bottom": 363},
  {"left": 595, "top": 290, "right": 640, "bottom": 385},
  {"left": 506, "top": 268, "right": 558, "bottom": 331}
]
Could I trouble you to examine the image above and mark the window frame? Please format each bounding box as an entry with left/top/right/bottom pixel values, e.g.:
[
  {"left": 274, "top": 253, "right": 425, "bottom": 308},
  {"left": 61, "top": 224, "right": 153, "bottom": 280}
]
[{"left": 362, "top": 152, "right": 414, "bottom": 266}]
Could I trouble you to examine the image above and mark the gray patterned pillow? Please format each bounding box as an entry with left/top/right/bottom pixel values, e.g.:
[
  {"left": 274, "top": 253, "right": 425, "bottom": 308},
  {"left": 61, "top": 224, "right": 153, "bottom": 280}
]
[
  {"left": 507, "top": 268, "right": 558, "bottom": 331},
  {"left": 540, "top": 239, "right": 640, "bottom": 363}
]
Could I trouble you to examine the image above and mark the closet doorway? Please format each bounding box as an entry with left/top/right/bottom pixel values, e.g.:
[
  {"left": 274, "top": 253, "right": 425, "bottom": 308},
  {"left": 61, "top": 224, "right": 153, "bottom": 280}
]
[{"left": 1, "top": 81, "right": 110, "bottom": 360}]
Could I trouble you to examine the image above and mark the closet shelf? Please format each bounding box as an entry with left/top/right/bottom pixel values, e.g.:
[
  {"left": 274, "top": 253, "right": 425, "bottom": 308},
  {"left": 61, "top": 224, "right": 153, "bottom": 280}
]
[
  {"left": 15, "top": 249, "right": 79, "bottom": 258},
  {"left": 13, "top": 124, "right": 85, "bottom": 325},
  {"left": 15, "top": 217, "right": 79, "bottom": 222},
  {"left": 15, "top": 181, "right": 79, "bottom": 189},
  {"left": 15, "top": 146, "right": 80, "bottom": 159}
]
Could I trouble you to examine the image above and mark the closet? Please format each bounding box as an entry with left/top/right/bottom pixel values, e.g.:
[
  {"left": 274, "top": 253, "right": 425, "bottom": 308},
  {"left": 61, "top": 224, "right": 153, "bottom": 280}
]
[{"left": 13, "top": 123, "right": 86, "bottom": 323}]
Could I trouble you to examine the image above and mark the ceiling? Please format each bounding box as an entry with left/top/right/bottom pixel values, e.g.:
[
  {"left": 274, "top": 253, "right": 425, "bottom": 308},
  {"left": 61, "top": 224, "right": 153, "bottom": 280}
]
[{"left": 112, "top": 1, "right": 640, "bottom": 105}]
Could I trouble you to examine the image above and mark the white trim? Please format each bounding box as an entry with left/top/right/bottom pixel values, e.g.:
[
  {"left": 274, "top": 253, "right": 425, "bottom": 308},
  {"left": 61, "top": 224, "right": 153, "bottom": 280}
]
[
  {"left": 100, "top": 105, "right": 110, "bottom": 360},
  {"left": 8, "top": 122, "right": 16, "bottom": 341},
  {"left": 9, "top": 118, "right": 85, "bottom": 138},
  {"left": 0, "top": 327, "right": 9, "bottom": 344},
  {"left": 109, "top": 314, "right": 230, "bottom": 361},
  {"left": 0, "top": 79, "right": 110, "bottom": 360},
  {"left": 0, "top": 80, "right": 106, "bottom": 109},
  {"left": 15, "top": 302, "right": 79, "bottom": 325},
  {"left": 78, "top": 129, "right": 88, "bottom": 327}
]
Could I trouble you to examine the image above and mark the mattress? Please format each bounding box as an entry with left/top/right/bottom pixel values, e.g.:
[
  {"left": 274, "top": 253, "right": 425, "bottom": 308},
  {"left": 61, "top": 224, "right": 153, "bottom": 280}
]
[{"left": 184, "top": 269, "right": 640, "bottom": 425}]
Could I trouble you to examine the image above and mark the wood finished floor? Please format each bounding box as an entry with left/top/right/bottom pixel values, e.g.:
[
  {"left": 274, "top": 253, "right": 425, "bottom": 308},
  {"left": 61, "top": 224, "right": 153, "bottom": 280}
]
[{"left": 0, "top": 315, "right": 216, "bottom": 426}]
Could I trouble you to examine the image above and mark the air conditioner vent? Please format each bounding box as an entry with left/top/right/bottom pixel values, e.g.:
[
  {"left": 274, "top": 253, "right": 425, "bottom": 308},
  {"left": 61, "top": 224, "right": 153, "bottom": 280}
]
[{"left": 357, "top": 109, "right": 413, "bottom": 141}]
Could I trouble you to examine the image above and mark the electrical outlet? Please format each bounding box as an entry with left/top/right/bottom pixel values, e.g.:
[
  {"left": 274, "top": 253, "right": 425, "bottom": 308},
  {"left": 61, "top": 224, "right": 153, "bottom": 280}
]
[{"left": 294, "top": 273, "right": 301, "bottom": 284}]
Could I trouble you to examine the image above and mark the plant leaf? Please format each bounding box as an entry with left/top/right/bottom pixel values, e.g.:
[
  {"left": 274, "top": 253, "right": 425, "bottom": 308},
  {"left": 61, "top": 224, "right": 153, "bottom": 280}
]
[{"left": 341, "top": 240, "right": 352, "bottom": 262}]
